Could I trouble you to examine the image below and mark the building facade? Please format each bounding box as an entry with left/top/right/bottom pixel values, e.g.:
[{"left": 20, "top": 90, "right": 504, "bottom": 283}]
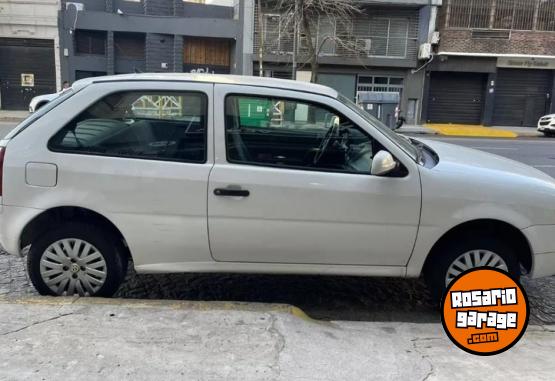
[
  {"left": 0, "top": 0, "right": 61, "bottom": 110},
  {"left": 58, "top": 0, "right": 252, "bottom": 84},
  {"left": 424, "top": 0, "right": 555, "bottom": 127},
  {"left": 253, "top": 0, "right": 442, "bottom": 125}
]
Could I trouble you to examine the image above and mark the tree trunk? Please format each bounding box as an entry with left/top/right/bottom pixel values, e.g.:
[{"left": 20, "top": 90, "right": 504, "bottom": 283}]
[{"left": 301, "top": 13, "right": 319, "bottom": 83}]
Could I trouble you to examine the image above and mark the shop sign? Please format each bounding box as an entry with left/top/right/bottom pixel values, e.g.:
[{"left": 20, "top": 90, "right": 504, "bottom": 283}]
[{"left": 497, "top": 57, "right": 555, "bottom": 70}]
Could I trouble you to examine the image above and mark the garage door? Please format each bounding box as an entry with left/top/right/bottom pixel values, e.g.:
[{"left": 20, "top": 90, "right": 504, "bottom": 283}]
[
  {"left": 427, "top": 72, "right": 486, "bottom": 124},
  {"left": 0, "top": 38, "right": 56, "bottom": 110},
  {"left": 493, "top": 69, "right": 552, "bottom": 127}
]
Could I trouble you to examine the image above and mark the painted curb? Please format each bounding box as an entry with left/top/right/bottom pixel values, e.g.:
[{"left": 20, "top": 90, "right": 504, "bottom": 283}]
[{"left": 0, "top": 296, "right": 316, "bottom": 323}]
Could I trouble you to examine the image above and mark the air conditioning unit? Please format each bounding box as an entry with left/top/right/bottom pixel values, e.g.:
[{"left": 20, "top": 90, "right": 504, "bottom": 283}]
[
  {"left": 418, "top": 43, "right": 432, "bottom": 60},
  {"left": 66, "top": 2, "right": 85, "bottom": 11},
  {"left": 431, "top": 31, "right": 440, "bottom": 45}
]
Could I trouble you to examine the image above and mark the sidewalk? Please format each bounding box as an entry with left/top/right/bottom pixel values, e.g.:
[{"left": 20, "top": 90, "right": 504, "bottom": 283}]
[
  {"left": 0, "top": 110, "right": 29, "bottom": 122},
  {"left": 0, "top": 297, "right": 554, "bottom": 380},
  {"left": 398, "top": 124, "right": 543, "bottom": 138}
]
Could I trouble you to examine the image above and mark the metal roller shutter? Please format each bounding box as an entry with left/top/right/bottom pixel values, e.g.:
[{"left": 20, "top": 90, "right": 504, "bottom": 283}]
[
  {"left": 493, "top": 69, "right": 552, "bottom": 127},
  {"left": 427, "top": 72, "right": 486, "bottom": 124},
  {"left": 0, "top": 38, "right": 56, "bottom": 110}
]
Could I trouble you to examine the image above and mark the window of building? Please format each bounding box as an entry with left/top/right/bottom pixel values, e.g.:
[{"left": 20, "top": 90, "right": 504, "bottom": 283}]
[
  {"left": 114, "top": 32, "right": 145, "bottom": 60},
  {"left": 446, "top": 0, "right": 546, "bottom": 31},
  {"left": 538, "top": 0, "right": 555, "bottom": 31},
  {"left": 365, "top": 18, "right": 409, "bottom": 58},
  {"left": 357, "top": 76, "right": 404, "bottom": 93},
  {"left": 75, "top": 71, "right": 107, "bottom": 81},
  {"left": 49, "top": 91, "right": 207, "bottom": 163},
  {"left": 225, "top": 95, "right": 380, "bottom": 174},
  {"left": 493, "top": 0, "right": 534, "bottom": 30},
  {"left": 75, "top": 30, "right": 107, "bottom": 55}
]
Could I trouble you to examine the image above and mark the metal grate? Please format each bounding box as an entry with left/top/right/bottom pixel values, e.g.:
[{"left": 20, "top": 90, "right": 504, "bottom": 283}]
[{"left": 445, "top": 0, "right": 555, "bottom": 32}]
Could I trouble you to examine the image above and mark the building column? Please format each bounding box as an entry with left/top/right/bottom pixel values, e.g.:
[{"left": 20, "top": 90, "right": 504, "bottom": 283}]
[
  {"left": 106, "top": 0, "right": 114, "bottom": 12},
  {"left": 173, "top": 35, "right": 183, "bottom": 72},
  {"left": 241, "top": 0, "right": 254, "bottom": 75},
  {"left": 482, "top": 72, "right": 497, "bottom": 126},
  {"left": 420, "top": 70, "right": 432, "bottom": 124},
  {"left": 107, "top": 31, "right": 115, "bottom": 75},
  {"left": 550, "top": 71, "right": 555, "bottom": 114}
]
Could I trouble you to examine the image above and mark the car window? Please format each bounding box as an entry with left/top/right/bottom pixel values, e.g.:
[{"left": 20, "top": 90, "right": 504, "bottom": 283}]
[
  {"left": 49, "top": 91, "right": 207, "bottom": 163},
  {"left": 225, "top": 95, "right": 383, "bottom": 174},
  {"left": 337, "top": 94, "right": 419, "bottom": 162}
]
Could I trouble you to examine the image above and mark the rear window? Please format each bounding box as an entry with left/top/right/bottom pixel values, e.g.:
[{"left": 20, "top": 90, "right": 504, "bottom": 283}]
[{"left": 48, "top": 91, "right": 208, "bottom": 163}]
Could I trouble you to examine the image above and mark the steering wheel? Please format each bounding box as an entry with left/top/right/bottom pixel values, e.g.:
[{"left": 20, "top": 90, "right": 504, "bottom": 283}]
[{"left": 313, "top": 124, "right": 337, "bottom": 165}]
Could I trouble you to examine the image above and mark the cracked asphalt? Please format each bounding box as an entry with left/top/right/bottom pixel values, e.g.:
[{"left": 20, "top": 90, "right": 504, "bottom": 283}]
[{"left": 2, "top": 250, "right": 554, "bottom": 324}]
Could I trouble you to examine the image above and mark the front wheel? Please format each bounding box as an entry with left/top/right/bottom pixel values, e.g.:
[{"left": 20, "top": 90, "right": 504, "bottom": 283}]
[
  {"left": 424, "top": 234, "right": 520, "bottom": 302},
  {"left": 27, "top": 223, "right": 127, "bottom": 297}
]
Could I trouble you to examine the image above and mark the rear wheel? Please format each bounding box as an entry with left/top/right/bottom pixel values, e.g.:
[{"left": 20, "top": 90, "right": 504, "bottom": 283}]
[
  {"left": 424, "top": 234, "right": 520, "bottom": 302},
  {"left": 27, "top": 223, "right": 126, "bottom": 297}
]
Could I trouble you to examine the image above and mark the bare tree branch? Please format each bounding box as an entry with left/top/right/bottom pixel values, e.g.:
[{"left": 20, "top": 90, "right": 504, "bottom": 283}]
[{"left": 262, "top": 0, "right": 363, "bottom": 82}]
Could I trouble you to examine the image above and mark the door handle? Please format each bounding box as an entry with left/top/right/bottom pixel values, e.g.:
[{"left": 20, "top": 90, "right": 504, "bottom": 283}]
[{"left": 214, "top": 188, "right": 250, "bottom": 197}]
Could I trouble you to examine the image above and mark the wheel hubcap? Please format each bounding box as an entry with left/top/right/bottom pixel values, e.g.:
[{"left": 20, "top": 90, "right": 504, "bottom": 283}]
[
  {"left": 39, "top": 239, "right": 107, "bottom": 296},
  {"left": 445, "top": 250, "right": 508, "bottom": 287}
]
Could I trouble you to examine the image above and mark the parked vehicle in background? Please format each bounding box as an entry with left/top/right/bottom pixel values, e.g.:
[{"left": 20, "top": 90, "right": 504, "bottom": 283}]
[
  {"left": 28, "top": 82, "right": 71, "bottom": 113},
  {"left": 538, "top": 114, "right": 555, "bottom": 136},
  {"left": 2, "top": 74, "right": 555, "bottom": 301},
  {"left": 28, "top": 92, "right": 59, "bottom": 113}
]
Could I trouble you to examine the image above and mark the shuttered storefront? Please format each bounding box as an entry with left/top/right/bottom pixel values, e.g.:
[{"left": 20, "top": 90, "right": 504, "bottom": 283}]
[
  {"left": 427, "top": 72, "right": 486, "bottom": 124},
  {"left": 493, "top": 69, "right": 552, "bottom": 127},
  {"left": 0, "top": 38, "right": 56, "bottom": 110}
]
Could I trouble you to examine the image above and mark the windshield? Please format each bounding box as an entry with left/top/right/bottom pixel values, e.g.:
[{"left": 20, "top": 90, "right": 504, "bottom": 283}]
[
  {"left": 337, "top": 94, "right": 419, "bottom": 161},
  {"left": 3, "top": 89, "right": 76, "bottom": 140}
]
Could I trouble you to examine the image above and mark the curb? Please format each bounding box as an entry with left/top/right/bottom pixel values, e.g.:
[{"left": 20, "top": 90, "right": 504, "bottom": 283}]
[{"left": 0, "top": 296, "right": 316, "bottom": 323}]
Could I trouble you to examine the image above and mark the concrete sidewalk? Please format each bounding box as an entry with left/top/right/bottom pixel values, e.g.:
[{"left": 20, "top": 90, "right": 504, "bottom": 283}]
[
  {"left": 0, "top": 297, "right": 553, "bottom": 380},
  {"left": 0, "top": 110, "right": 29, "bottom": 122}
]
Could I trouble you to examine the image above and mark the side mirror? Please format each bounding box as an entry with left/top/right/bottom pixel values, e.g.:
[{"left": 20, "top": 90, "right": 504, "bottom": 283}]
[{"left": 371, "top": 150, "right": 398, "bottom": 176}]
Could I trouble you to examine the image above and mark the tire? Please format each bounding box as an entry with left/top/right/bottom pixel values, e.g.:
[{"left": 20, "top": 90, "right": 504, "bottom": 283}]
[
  {"left": 27, "top": 223, "right": 127, "bottom": 297},
  {"left": 424, "top": 234, "right": 520, "bottom": 302}
]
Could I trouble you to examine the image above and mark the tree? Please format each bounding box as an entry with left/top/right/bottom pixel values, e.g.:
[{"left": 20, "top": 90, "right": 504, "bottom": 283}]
[{"left": 275, "top": 0, "right": 362, "bottom": 83}]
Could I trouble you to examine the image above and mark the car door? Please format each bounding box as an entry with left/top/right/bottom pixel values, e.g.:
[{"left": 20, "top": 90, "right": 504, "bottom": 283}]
[{"left": 207, "top": 84, "right": 421, "bottom": 267}]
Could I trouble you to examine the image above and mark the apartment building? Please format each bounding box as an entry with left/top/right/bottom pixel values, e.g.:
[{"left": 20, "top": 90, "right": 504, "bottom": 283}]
[
  {"left": 58, "top": 0, "right": 252, "bottom": 83},
  {"left": 253, "top": 0, "right": 442, "bottom": 125},
  {"left": 424, "top": 0, "right": 555, "bottom": 127}
]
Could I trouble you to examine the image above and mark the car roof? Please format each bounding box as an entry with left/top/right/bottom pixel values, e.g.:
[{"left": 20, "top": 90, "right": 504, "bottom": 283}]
[{"left": 73, "top": 73, "right": 338, "bottom": 98}]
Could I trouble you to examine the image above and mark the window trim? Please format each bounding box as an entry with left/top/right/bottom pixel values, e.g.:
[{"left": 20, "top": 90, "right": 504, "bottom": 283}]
[
  {"left": 223, "top": 93, "right": 407, "bottom": 177},
  {"left": 47, "top": 90, "right": 209, "bottom": 165}
]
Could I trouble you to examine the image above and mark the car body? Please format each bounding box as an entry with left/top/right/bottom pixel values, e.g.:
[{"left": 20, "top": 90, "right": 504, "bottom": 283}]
[
  {"left": 538, "top": 114, "right": 555, "bottom": 135},
  {"left": 28, "top": 92, "right": 61, "bottom": 113},
  {"left": 1, "top": 73, "right": 555, "bottom": 298}
]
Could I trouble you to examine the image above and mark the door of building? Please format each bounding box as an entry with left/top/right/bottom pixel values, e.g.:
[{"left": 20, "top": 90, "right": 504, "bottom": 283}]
[
  {"left": 427, "top": 72, "right": 486, "bottom": 124},
  {"left": 0, "top": 38, "right": 56, "bottom": 110}
]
